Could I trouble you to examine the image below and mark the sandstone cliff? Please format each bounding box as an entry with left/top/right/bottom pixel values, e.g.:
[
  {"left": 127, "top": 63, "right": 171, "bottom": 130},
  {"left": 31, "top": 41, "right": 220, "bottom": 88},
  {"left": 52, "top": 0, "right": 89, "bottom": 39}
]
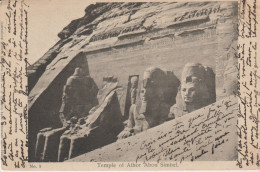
[{"left": 28, "top": 2, "right": 238, "bottom": 161}]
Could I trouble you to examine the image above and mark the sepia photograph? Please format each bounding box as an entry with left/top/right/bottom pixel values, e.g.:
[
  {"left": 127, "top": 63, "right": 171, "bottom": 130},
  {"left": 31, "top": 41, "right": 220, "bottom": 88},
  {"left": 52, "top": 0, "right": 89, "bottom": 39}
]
[
  {"left": 28, "top": 1, "right": 238, "bottom": 162},
  {"left": 0, "top": 0, "right": 259, "bottom": 170}
]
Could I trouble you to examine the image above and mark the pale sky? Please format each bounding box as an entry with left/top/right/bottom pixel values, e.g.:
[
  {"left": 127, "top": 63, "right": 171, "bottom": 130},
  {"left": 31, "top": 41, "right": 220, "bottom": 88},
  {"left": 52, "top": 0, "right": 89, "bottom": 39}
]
[{"left": 28, "top": 0, "right": 92, "bottom": 64}]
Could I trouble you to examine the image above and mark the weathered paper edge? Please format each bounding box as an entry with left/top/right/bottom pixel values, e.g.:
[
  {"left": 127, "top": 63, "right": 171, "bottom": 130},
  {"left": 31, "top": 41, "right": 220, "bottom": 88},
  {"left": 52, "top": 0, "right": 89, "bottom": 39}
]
[{"left": 0, "top": 0, "right": 259, "bottom": 170}]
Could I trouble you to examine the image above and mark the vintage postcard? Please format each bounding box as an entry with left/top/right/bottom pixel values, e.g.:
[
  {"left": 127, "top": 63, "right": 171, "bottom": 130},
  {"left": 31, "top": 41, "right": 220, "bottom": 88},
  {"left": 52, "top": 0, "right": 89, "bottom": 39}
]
[{"left": 0, "top": 0, "right": 259, "bottom": 170}]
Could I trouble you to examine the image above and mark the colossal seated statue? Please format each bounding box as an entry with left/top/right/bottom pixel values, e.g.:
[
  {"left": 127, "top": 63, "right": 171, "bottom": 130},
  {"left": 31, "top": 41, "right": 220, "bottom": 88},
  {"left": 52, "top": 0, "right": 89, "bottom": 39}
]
[
  {"left": 57, "top": 79, "right": 124, "bottom": 161},
  {"left": 59, "top": 67, "right": 98, "bottom": 125},
  {"left": 118, "top": 67, "right": 179, "bottom": 139},
  {"left": 35, "top": 74, "right": 124, "bottom": 162},
  {"left": 168, "top": 63, "right": 216, "bottom": 119},
  {"left": 34, "top": 67, "right": 99, "bottom": 161}
]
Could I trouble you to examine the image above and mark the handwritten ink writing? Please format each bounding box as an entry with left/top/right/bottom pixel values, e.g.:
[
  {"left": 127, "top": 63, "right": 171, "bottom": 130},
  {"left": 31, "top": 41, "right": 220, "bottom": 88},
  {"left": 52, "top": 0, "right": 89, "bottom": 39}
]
[
  {"left": 237, "top": 0, "right": 259, "bottom": 168},
  {"left": 1, "top": 0, "right": 29, "bottom": 169},
  {"left": 133, "top": 96, "right": 237, "bottom": 163}
]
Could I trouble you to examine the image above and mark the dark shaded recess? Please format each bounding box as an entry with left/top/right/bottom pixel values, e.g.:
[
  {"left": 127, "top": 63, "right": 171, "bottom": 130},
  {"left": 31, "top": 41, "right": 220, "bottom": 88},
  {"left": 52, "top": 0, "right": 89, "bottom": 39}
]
[
  {"left": 205, "top": 67, "right": 216, "bottom": 104},
  {"left": 34, "top": 129, "right": 48, "bottom": 162},
  {"left": 103, "top": 76, "right": 118, "bottom": 82},
  {"left": 42, "top": 128, "right": 68, "bottom": 162},
  {"left": 77, "top": 27, "right": 93, "bottom": 36},
  {"left": 58, "top": 136, "right": 70, "bottom": 162},
  {"left": 59, "top": 38, "right": 74, "bottom": 47},
  {"left": 114, "top": 40, "right": 145, "bottom": 49},
  {"left": 149, "top": 33, "right": 174, "bottom": 41},
  {"left": 164, "top": 71, "right": 180, "bottom": 106},
  {"left": 178, "top": 29, "right": 205, "bottom": 37},
  {"left": 89, "top": 29, "right": 122, "bottom": 42},
  {"left": 118, "top": 30, "right": 146, "bottom": 40},
  {"left": 123, "top": 75, "right": 139, "bottom": 121},
  {"left": 28, "top": 38, "right": 73, "bottom": 93},
  {"left": 28, "top": 48, "right": 59, "bottom": 92},
  {"left": 167, "top": 16, "right": 210, "bottom": 30},
  {"left": 34, "top": 127, "right": 65, "bottom": 162},
  {"left": 28, "top": 52, "right": 92, "bottom": 161},
  {"left": 85, "top": 47, "right": 112, "bottom": 56}
]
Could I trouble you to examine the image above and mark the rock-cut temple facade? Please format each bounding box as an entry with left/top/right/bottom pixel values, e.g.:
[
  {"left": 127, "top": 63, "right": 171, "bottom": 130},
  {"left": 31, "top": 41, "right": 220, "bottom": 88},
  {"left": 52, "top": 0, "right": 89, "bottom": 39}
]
[{"left": 28, "top": 2, "right": 238, "bottom": 162}]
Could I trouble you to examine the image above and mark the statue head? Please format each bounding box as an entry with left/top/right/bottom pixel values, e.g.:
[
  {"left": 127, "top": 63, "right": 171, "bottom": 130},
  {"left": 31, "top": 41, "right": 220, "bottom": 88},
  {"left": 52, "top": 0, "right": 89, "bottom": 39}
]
[
  {"left": 181, "top": 63, "right": 205, "bottom": 83},
  {"left": 66, "top": 67, "right": 85, "bottom": 86},
  {"left": 63, "top": 67, "right": 85, "bottom": 100},
  {"left": 180, "top": 63, "right": 213, "bottom": 108},
  {"left": 140, "top": 67, "right": 165, "bottom": 103},
  {"left": 180, "top": 78, "right": 200, "bottom": 104},
  {"left": 139, "top": 67, "right": 166, "bottom": 114},
  {"left": 130, "top": 76, "right": 138, "bottom": 89}
]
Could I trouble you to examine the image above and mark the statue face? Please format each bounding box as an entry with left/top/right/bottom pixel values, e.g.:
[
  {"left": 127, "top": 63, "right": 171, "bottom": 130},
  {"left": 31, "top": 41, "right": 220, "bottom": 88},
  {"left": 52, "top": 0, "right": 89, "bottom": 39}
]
[
  {"left": 130, "top": 76, "right": 138, "bottom": 88},
  {"left": 139, "top": 67, "right": 166, "bottom": 115},
  {"left": 140, "top": 78, "right": 158, "bottom": 103},
  {"left": 181, "top": 82, "right": 199, "bottom": 103}
]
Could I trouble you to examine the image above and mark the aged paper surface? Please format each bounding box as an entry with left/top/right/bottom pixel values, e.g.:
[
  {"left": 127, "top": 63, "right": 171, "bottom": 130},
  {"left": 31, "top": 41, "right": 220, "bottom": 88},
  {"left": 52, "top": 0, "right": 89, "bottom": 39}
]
[{"left": 0, "top": 0, "right": 259, "bottom": 170}]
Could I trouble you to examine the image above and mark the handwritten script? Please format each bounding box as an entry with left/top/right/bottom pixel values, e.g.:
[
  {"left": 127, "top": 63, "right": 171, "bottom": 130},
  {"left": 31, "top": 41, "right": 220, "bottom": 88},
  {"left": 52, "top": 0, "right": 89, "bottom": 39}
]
[
  {"left": 134, "top": 97, "right": 238, "bottom": 163},
  {"left": 236, "top": 0, "right": 260, "bottom": 168},
  {"left": 1, "top": 0, "right": 29, "bottom": 169},
  {"left": 0, "top": 0, "right": 259, "bottom": 170},
  {"left": 69, "top": 96, "right": 238, "bottom": 163}
]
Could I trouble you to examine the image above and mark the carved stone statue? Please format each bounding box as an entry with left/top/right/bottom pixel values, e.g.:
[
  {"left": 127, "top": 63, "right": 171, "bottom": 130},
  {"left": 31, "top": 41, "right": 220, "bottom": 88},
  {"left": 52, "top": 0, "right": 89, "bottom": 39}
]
[
  {"left": 168, "top": 63, "right": 216, "bottom": 119},
  {"left": 59, "top": 67, "right": 98, "bottom": 125},
  {"left": 57, "top": 79, "right": 123, "bottom": 161},
  {"left": 130, "top": 76, "right": 138, "bottom": 105},
  {"left": 118, "top": 67, "right": 179, "bottom": 139},
  {"left": 34, "top": 67, "right": 99, "bottom": 161}
]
